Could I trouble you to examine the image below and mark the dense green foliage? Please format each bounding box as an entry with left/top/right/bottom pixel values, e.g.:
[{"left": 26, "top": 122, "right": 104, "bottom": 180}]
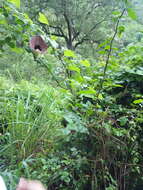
[{"left": 0, "top": 0, "right": 143, "bottom": 190}]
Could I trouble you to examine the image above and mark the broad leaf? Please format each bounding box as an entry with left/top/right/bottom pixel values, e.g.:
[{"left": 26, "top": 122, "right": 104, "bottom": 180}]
[
  {"left": 112, "top": 84, "right": 123, "bottom": 87},
  {"left": 112, "top": 11, "right": 121, "bottom": 16},
  {"left": 11, "top": 47, "right": 24, "bottom": 54},
  {"left": 98, "top": 93, "right": 103, "bottom": 100},
  {"left": 64, "top": 50, "right": 76, "bottom": 58},
  {"left": 0, "top": 18, "right": 7, "bottom": 25},
  {"left": 38, "top": 13, "right": 49, "bottom": 25},
  {"left": 24, "top": 13, "right": 33, "bottom": 24},
  {"left": 133, "top": 99, "right": 143, "bottom": 104},
  {"left": 8, "top": 0, "right": 20, "bottom": 8},
  {"left": 127, "top": 8, "right": 137, "bottom": 20},
  {"left": 80, "top": 59, "right": 90, "bottom": 67},
  {"left": 118, "top": 26, "right": 125, "bottom": 37},
  {"left": 118, "top": 116, "right": 128, "bottom": 126},
  {"left": 74, "top": 74, "right": 84, "bottom": 82},
  {"left": 79, "top": 88, "right": 96, "bottom": 95},
  {"left": 68, "top": 64, "right": 80, "bottom": 73}
]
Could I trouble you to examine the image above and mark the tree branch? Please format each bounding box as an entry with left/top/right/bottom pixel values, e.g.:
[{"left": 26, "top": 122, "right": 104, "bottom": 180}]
[
  {"left": 72, "top": 31, "right": 80, "bottom": 41},
  {"left": 85, "top": 3, "right": 103, "bottom": 20},
  {"left": 97, "top": 9, "right": 126, "bottom": 96},
  {"left": 63, "top": 13, "right": 72, "bottom": 48},
  {"left": 74, "top": 38, "right": 100, "bottom": 49},
  {"left": 41, "top": 24, "right": 68, "bottom": 40},
  {"left": 74, "top": 17, "right": 107, "bottom": 48},
  {"left": 35, "top": 58, "right": 68, "bottom": 90}
]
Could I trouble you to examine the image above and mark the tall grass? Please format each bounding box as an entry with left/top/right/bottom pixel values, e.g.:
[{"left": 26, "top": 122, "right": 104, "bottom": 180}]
[{"left": 0, "top": 78, "right": 68, "bottom": 165}]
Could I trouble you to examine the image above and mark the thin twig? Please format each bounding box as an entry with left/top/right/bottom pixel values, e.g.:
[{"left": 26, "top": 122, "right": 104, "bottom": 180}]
[
  {"left": 97, "top": 9, "right": 125, "bottom": 97},
  {"left": 56, "top": 51, "right": 70, "bottom": 78},
  {"left": 36, "top": 58, "right": 68, "bottom": 90}
]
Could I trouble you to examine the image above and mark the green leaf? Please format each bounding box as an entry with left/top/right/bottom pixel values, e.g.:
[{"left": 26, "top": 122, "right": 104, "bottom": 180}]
[
  {"left": 118, "top": 116, "right": 128, "bottom": 126},
  {"left": 24, "top": 13, "right": 33, "bottom": 24},
  {"left": 0, "top": 15, "right": 7, "bottom": 25},
  {"left": 118, "top": 26, "right": 125, "bottom": 37},
  {"left": 104, "top": 124, "right": 111, "bottom": 133},
  {"left": 0, "top": 19, "right": 7, "bottom": 25},
  {"left": 112, "top": 84, "right": 123, "bottom": 87},
  {"left": 79, "top": 88, "right": 96, "bottom": 95},
  {"left": 98, "top": 50, "right": 106, "bottom": 55},
  {"left": 68, "top": 64, "right": 80, "bottom": 73},
  {"left": 112, "top": 11, "right": 121, "bottom": 16},
  {"left": 8, "top": 0, "right": 20, "bottom": 8},
  {"left": 127, "top": 8, "right": 137, "bottom": 20},
  {"left": 51, "top": 35, "right": 58, "bottom": 41},
  {"left": 11, "top": 47, "right": 24, "bottom": 54},
  {"left": 8, "top": 41, "right": 15, "bottom": 48},
  {"left": 80, "top": 59, "right": 90, "bottom": 67},
  {"left": 105, "top": 45, "right": 110, "bottom": 50},
  {"left": 38, "top": 13, "right": 49, "bottom": 25},
  {"left": 48, "top": 38, "right": 59, "bottom": 48},
  {"left": 64, "top": 50, "right": 76, "bottom": 58},
  {"left": 74, "top": 74, "right": 84, "bottom": 82},
  {"left": 133, "top": 99, "right": 143, "bottom": 104},
  {"left": 98, "top": 93, "right": 103, "bottom": 100}
]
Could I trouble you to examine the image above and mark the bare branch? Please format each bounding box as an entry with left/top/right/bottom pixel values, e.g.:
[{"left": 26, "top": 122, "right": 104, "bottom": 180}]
[
  {"left": 63, "top": 13, "right": 72, "bottom": 44},
  {"left": 89, "top": 17, "right": 107, "bottom": 34},
  {"left": 85, "top": 2, "right": 103, "bottom": 20},
  {"left": 97, "top": 9, "right": 126, "bottom": 96},
  {"left": 72, "top": 31, "right": 80, "bottom": 42},
  {"left": 74, "top": 18, "right": 107, "bottom": 48},
  {"left": 41, "top": 24, "right": 68, "bottom": 40},
  {"left": 74, "top": 37, "right": 100, "bottom": 49}
]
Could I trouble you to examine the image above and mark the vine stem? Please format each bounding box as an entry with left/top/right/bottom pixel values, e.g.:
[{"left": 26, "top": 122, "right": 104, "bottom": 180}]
[
  {"left": 36, "top": 58, "right": 68, "bottom": 90},
  {"left": 97, "top": 9, "right": 125, "bottom": 97}
]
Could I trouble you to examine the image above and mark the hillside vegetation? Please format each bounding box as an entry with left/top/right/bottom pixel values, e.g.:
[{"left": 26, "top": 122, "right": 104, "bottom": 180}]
[{"left": 0, "top": 0, "right": 143, "bottom": 190}]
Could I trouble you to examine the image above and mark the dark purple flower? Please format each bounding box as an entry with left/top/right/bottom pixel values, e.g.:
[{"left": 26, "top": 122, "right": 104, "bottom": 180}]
[{"left": 29, "top": 36, "right": 48, "bottom": 54}]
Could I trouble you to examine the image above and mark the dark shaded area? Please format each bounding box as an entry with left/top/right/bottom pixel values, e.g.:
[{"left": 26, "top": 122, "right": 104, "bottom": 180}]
[{"left": 34, "top": 45, "right": 42, "bottom": 51}]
